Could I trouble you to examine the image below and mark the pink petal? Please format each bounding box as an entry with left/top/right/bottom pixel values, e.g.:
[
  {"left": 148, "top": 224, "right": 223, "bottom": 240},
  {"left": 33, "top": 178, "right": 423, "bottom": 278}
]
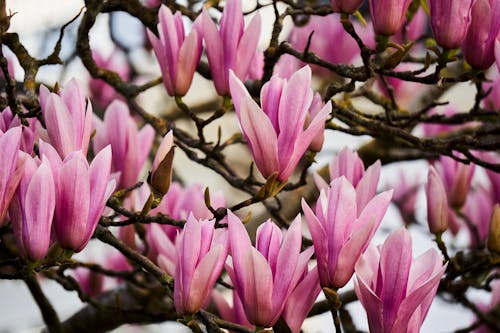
[
  {"left": 187, "top": 244, "right": 226, "bottom": 313},
  {"left": 238, "top": 93, "right": 279, "bottom": 178},
  {"left": 84, "top": 146, "right": 113, "bottom": 249},
  {"left": 354, "top": 273, "right": 384, "bottom": 333},
  {"left": 241, "top": 247, "right": 274, "bottom": 326},
  {"left": 54, "top": 153, "right": 90, "bottom": 250},
  {"left": 272, "top": 216, "right": 302, "bottom": 311},
  {"left": 260, "top": 76, "right": 285, "bottom": 132},
  {"left": 234, "top": 13, "right": 262, "bottom": 80},
  {"left": 355, "top": 160, "right": 381, "bottom": 211},
  {"left": 43, "top": 95, "right": 74, "bottom": 158},
  {"left": 277, "top": 66, "right": 313, "bottom": 165},
  {"left": 202, "top": 10, "right": 225, "bottom": 94},
  {"left": 219, "top": 0, "right": 244, "bottom": 74},
  {"left": 227, "top": 210, "right": 252, "bottom": 287},
  {"left": 282, "top": 267, "right": 321, "bottom": 333},
  {"left": 176, "top": 29, "right": 202, "bottom": 96},
  {"left": 326, "top": 177, "right": 357, "bottom": 280},
  {"left": 23, "top": 161, "right": 55, "bottom": 260},
  {"left": 278, "top": 101, "right": 330, "bottom": 180},
  {"left": 158, "top": 6, "right": 181, "bottom": 86},
  {"left": 379, "top": 228, "right": 413, "bottom": 333},
  {"left": 301, "top": 198, "right": 329, "bottom": 286}
]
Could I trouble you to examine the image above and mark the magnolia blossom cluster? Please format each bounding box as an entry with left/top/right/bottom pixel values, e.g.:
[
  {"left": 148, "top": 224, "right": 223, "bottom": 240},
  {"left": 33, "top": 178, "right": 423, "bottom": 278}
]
[
  {"left": 0, "top": 79, "right": 175, "bottom": 259},
  {"left": 3, "top": 0, "right": 500, "bottom": 332}
]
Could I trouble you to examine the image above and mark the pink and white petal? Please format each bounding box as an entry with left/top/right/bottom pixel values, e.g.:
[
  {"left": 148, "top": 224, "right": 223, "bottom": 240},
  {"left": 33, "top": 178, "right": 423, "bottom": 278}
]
[
  {"left": 354, "top": 189, "right": 393, "bottom": 235},
  {"left": 186, "top": 245, "right": 225, "bottom": 313},
  {"left": 390, "top": 265, "right": 444, "bottom": 333},
  {"left": 282, "top": 267, "right": 321, "bottom": 333},
  {"left": 43, "top": 96, "right": 74, "bottom": 157},
  {"left": 326, "top": 177, "right": 357, "bottom": 278},
  {"left": 202, "top": 10, "right": 226, "bottom": 94},
  {"left": 55, "top": 154, "right": 90, "bottom": 249},
  {"left": 238, "top": 96, "right": 279, "bottom": 179},
  {"left": 176, "top": 29, "right": 202, "bottom": 96},
  {"left": 241, "top": 247, "right": 274, "bottom": 326},
  {"left": 234, "top": 13, "right": 262, "bottom": 80},
  {"left": 158, "top": 5, "right": 181, "bottom": 82},
  {"left": 379, "top": 228, "right": 413, "bottom": 333},
  {"left": 355, "top": 160, "right": 381, "bottom": 211},
  {"left": 86, "top": 146, "right": 113, "bottom": 238},
  {"left": 354, "top": 274, "right": 384, "bottom": 333},
  {"left": 227, "top": 211, "right": 252, "bottom": 286},
  {"left": 277, "top": 66, "right": 313, "bottom": 164},
  {"left": 278, "top": 102, "right": 329, "bottom": 180},
  {"left": 23, "top": 161, "right": 55, "bottom": 260},
  {"left": 272, "top": 216, "right": 302, "bottom": 310},
  {"left": 332, "top": 218, "right": 375, "bottom": 288},
  {"left": 260, "top": 76, "right": 285, "bottom": 132},
  {"left": 219, "top": 0, "right": 244, "bottom": 72}
]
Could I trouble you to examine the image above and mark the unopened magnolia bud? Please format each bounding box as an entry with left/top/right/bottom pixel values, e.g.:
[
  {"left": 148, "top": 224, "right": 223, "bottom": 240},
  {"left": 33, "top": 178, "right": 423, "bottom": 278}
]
[
  {"left": 331, "top": 0, "right": 364, "bottom": 14},
  {"left": 487, "top": 204, "right": 500, "bottom": 254},
  {"left": 429, "top": 0, "right": 474, "bottom": 49},
  {"left": 369, "top": 0, "right": 412, "bottom": 36},
  {"left": 148, "top": 131, "right": 174, "bottom": 196},
  {"left": 426, "top": 166, "right": 449, "bottom": 234}
]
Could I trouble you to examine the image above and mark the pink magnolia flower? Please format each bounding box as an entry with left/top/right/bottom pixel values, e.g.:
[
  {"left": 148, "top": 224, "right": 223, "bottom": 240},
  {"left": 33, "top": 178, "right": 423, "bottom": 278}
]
[
  {"left": 354, "top": 228, "right": 446, "bottom": 333},
  {"left": 147, "top": 5, "right": 202, "bottom": 96},
  {"left": 40, "top": 142, "right": 116, "bottom": 252},
  {"left": 314, "top": 147, "right": 381, "bottom": 211},
  {"left": 157, "top": 214, "right": 228, "bottom": 315},
  {"left": 429, "top": 0, "right": 474, "bottom": 49},
  {"left": 202, "top": 0, "right": 261, "bottom": 96},
  {"left": 0, "top": 107, "right": 38, "bottom": 154},
  {"left": 288, "top": 14, "right": 360, "bottom": 75},
  {"left": 0, "top": 127, "right": 25, "bottom": 224},
  {"left": 39, "top": 79, "right": 93, "bottom": 159},
  {"left": 89, "top": 50, "right": 130, "bottom": 107},
  {"left": 229, "top": 66, "right": 331, "bottom": 181},
  {"left": 426, "top": 166, "right": 449, "bottom": 234},
  {"left": 302, "top": 176, "right": 393, "bottom": 288},
  {"left": 282, "top": 266, "right": 321, "bottom": 333},
  {"left": 462, "top": 0, "right": 500, "bottom": 70},
  {"left": 369, "top": 0, "right": 413, "bottom": 36},
  {"left": 434, "top": 156, "right": 476, "bottom": 208},
  {"left": 93, "top": 100, "right": 155, "bottom": 189},
  {"left": 227, "top": 211, "right": 313, "bottom": 327},
  {"left": 9, "top": 156, "right": 55, "bottom": 261},
  {"left": 330, "top": 0, "right": 364, "bottom": 14}
]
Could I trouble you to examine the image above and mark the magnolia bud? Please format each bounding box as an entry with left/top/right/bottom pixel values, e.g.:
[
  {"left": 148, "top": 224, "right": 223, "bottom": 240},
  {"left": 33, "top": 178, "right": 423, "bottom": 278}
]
[
  {"left": 426, "top": 166, "right": 449, "bottom": 234},
  {"left": 429, "top": 0, "right": 474, "bottom": 49},
  {"left": 331, "top": 0, "right": 364, "bottom": 14},
  {"left": 487, "top": 204, "right": 500, "bottom": 254},
  {"left": 148, "top": 131, "right": 174, "bottom": 196}
]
